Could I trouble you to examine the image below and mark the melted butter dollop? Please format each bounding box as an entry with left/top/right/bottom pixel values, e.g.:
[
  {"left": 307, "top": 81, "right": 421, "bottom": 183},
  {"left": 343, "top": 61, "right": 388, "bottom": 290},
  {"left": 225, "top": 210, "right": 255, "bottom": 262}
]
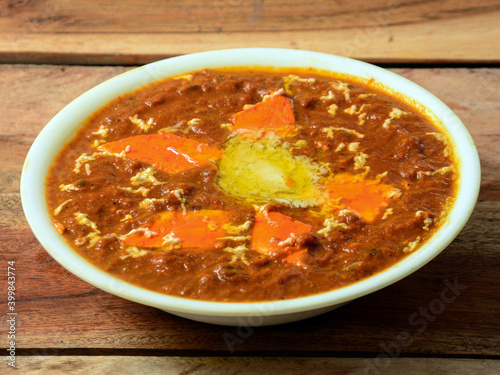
[{"left": 216, "top": 135, "right": 325, "bottom": 208}]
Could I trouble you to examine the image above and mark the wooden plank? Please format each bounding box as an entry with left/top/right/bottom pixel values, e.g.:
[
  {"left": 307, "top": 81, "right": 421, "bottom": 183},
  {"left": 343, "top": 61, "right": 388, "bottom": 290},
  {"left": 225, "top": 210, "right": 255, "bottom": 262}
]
[
  {"left": 1, "top": 66, "right": 498, "bottom": 355},
  {"left": 12, "top": 357, "right": 500, "bottom": 374},
  {"left": 1, "top": 66, "right": 498, "bottom": 199},
  {"left": 1, "top": 193, "right": 499, "bottom": 355},
  {"left": 391, "top": 68, "right": 500, "bottom": 201},
  {"left": 1, "top": 0, "right": 500, "bottom": 64},
  {"left": 0, "top": 65, "right": 130, "bottom": 194}
]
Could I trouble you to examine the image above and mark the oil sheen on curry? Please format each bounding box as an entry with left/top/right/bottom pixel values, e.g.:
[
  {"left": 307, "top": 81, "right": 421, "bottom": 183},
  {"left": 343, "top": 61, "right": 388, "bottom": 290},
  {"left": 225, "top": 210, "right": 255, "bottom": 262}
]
[{"left": 46, "top": 68, "right": 456, "bottom": 302}]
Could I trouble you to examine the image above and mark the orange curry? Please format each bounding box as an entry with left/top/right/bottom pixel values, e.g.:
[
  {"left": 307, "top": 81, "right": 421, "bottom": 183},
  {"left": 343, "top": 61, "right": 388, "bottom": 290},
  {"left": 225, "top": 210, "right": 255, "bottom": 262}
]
[{"left": 46, "top": 69, "right": 456, "bottom": 302}]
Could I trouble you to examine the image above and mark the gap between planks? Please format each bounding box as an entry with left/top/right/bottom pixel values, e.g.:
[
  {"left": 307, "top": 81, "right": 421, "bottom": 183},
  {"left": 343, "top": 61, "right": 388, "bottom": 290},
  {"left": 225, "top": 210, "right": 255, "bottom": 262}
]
[
  {"left": 4, "top": 52, "right": 500, "bottom": 67},
  {"left": 11, "top": 349, "right": 500, "bottom": 359}
]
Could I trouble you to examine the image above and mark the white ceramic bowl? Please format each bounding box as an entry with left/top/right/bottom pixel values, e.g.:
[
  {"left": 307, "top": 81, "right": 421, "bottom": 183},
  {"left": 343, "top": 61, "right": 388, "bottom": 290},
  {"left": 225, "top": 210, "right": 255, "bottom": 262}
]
[{"left": 21, "top": 48, "right": 480, "bottom": 326}]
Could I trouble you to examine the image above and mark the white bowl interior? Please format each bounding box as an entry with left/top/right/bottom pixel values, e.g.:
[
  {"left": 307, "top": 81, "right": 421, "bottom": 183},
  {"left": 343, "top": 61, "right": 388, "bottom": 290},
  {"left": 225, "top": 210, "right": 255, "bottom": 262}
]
[{"left": 21, "top": 48, "right": 480, "bottom": 325}]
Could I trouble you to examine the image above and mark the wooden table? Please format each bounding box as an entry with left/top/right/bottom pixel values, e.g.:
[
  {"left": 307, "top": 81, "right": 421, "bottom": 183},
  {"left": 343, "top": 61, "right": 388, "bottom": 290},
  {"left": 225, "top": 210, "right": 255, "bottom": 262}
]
[{"left": 1, "top": 1, "right": 499, "bottom": 373}]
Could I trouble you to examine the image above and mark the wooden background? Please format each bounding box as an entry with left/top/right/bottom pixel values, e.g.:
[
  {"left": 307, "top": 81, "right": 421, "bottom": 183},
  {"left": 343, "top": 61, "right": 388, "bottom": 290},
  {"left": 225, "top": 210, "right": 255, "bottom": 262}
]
[
  {"left": 1, "top": 0, "right": 499, "bottom": 373},
  {"left": 1, "top": 0, "right": 500, "bottom": 65}
]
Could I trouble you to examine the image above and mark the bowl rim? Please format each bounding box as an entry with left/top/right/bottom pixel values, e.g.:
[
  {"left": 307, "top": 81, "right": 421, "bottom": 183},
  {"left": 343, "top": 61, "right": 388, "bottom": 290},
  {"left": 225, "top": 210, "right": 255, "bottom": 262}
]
[{"left": 21, "top": 48, "right": 481, "bottom": 318}]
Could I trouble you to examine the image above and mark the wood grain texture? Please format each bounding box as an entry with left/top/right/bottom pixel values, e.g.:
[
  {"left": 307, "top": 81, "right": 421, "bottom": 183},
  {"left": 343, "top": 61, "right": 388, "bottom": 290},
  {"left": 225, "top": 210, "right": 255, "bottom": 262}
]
[
  {"left": 1, "top": 0, "right": 500, "bottom": 64},
  {"left": 0, "top": 66, "right": 498, "bottom": 357},
  {"left": 1, "top": 194, "right": 498, "bottom": 354},
  {"left": 0, "top": 65, "right": 130, "bottom": 194},
  {"left": 1, "top": 65, "right": 498, "bottom": 198},
  {"left": 13, "top": 357, "right": 500, "bottom": 374}
]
